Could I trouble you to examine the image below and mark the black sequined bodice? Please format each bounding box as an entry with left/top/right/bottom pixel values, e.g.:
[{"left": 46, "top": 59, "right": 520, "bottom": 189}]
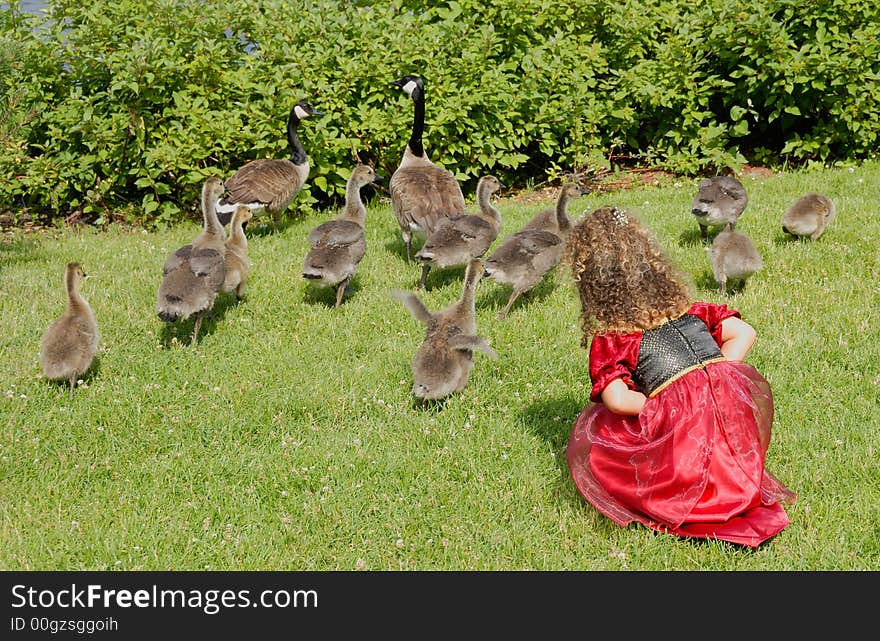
[{"left": 633, "top": 314, "right": 725, "bottom": 397}]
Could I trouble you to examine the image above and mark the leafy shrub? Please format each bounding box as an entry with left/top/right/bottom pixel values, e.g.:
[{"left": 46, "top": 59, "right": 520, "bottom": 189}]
[{"left": 1, "top": 0, "right": 878, "bottom": 226}]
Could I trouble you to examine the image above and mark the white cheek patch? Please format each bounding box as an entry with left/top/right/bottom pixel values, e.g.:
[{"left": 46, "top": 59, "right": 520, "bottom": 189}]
[
  {"left": 403, "top": 80, "right": 418, "bottom": 95},
  {"left": 294, "top": 104, "right": 310, "bottom": 119}
]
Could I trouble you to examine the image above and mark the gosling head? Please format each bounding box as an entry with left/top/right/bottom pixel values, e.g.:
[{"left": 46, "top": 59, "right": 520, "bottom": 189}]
[{"left": 350, "top": 164, "right": 383, "bottom": 188}]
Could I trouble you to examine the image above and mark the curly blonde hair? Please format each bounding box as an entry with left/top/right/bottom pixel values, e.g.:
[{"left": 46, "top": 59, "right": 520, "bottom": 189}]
[{"left": 564, "top": 206, "right": 693, "bottom": 346}]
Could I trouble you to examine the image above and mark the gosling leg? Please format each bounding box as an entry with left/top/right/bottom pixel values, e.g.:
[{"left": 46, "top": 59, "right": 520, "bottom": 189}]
[
  {"left": 417, "top": 264, "right": 431, "bottom": 290},
  {"left": 335, "top": 277, "right": 351, "bottom": 308},
  {"left": 191, "top": 315, "right": 203, "bottom": 346},
  {"left": 497, "top": 290, "right": 522, "bottom": 320}
]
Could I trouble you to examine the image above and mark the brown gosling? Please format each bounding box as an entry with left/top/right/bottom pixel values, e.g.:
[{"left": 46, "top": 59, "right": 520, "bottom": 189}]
[
  {"left": 389, "top": 75, "right": 466, "bottom": 262},
  {"left": 414, "top": 175, "right": 504, "bottom": 289},
  {"left": 302, "top": 164, "right": 381, "bottom": 307},
  {"left": 40, "top": 262, "right": 99, "bottom": 394},
  {"left": 484, "top": 182, "right": 585, "bottom": 318},
  {"left": 705, "top": 227, "right": 763, "bottom": 295},
  {"left": 392, "top": 258, "right": 498, "bottom": 401},
  {"left": 222, "top": 205, "right": 253, "bottom": 300},
  {"left": 691, "top": 175, "right": 748, "bottom": 241},
  {"left": 520, "top": 181, "right": 585, "bottom": 236},
  {"left": 215, "top": 100, "right": 323, "bottom": 230},
  {"left": 781, "top": 193, "right": 836, "bottom": 240},
  {"left": 155, "top": 177, "right": 227, "bottom": 345}
]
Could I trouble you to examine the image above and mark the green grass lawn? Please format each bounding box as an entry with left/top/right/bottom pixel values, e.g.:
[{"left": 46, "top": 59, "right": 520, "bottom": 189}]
[{"left": 2, "top": 161, "right": 878, "bottom": 571}]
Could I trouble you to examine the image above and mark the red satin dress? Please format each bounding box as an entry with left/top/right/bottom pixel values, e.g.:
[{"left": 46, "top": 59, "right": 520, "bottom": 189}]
[{"left": 566, "top": 302, "right": 796, "bottom": 547}]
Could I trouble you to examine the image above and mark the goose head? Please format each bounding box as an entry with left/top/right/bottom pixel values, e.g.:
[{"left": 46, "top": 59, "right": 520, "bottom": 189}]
[
  {"left": 390, "top": 75, "right": 424, "bottom": 98},
  {"left": 292, "top": 100, "right": 324, "bottom": 121}
]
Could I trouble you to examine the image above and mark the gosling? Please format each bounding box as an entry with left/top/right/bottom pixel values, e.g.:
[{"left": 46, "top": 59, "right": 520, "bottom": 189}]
[
  {"left": 155, "top": 177, "right": 227, "bottom": 344},
  {"left": 781, "top": 193, "right": 836, "bottom": 240},
  {"left": 392, "top": 258, "right": 498, "bottom": 401},
  {"left": 705, "top": 227, "right": 763, "bottom": 295},
  {"left": 40, "top": 262, "right": 99, "bottom": 394},
  {"left": 222, "top": 205, "right": 253, "bottom": 300},
  {"left": 691, "top": 175, "right": 748, "bottom": 241},
  {"left": 302, "top": 164, "right": 381, "bottom": 307},
  {"left": 414, "top": 175, "right": 504, "bottom": 290},
  {"left": 484, "top": 182, "right": 585, "bottom": 318}
]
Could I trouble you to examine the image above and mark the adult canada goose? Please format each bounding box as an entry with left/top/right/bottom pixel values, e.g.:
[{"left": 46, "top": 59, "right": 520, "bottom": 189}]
[
  {"left": 691, "top": 175, "right": 748, "bottom": 241},
  {"left": 222, "top": 205, "right": 253, "bottom": 300},
  {"left": 389, "top": 75, "right": 466, "bottom": 262},
  {"left": 520, "top": 181, "right": 584, "bottom": 236},
  {"left": 484, "top": 182, "right": 585, "bottom": 318},
  {"left": 704, "top": 227, "right": 763, "bottom": 294},
  {"left": 413, "top": 175, "right": 504, "bottom": 289},
  {"left": 40, "top": 262, "right": 99, "bottom": 394},
  {"left": 392, "top": 258, "right": 498, "bottom": 401},
  {"left": 781, "top": 193, "right": 836, "bottom": 240},
  {"left": 155, "top": 177, "right": 227, "bottom": 344},
  {"left": 302, "top": 164, "right": 382, "bottom": 307},
  {"left": 216, "top": 100, "right": 322, "bottom": 229}
]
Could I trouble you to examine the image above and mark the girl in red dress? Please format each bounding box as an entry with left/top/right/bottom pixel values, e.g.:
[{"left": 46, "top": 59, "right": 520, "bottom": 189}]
[{"left": 563, "top": 206, "right": 796, "bottom": 547}]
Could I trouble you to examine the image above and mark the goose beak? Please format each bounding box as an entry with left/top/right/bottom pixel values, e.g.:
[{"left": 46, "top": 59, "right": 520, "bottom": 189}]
[{"left": 374, "top": 172, "right": 385, "bottom": 182}]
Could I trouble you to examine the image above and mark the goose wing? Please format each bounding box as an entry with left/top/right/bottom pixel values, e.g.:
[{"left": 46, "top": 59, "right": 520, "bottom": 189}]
[
  {"left": 448, "top": 334, "right": 498, "bottom": 359},
  {"left": 390, "top": 165, "right": 466, "bottom": 234},
  {"left": 223, "top": 159, "right": 302, "bottom": 208},
  {"left": 163, "top": 244, "right": 192, "bottom": 275},
  {"left": 510, "top": 229, "right": 562, "bottom": 255},
  {"left": 189, "top": 246, "right": 226, "bottom": 289},
  {"left": 391, "top": 289, "right": 433, "bottom": 325},
  {"left": 308, "top": 220, "right": 364, "bottom": 247},
  {"left": 447, "top": 215, "right": 493, "bottom": 240}
]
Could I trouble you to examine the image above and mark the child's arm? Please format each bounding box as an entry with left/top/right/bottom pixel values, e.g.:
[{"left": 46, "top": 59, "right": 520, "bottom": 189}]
[
  {"left": 600, "top": 378, "right": 647, "bottom": 415},
  {"left": 719, "top": 316, "right": 757, "bottom": 361}
]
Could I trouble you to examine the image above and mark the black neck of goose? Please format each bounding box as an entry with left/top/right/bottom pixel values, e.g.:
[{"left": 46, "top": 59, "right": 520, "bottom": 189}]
[
  {"left": 408, "top": 86, "right": 425, "bottom": 157},
  {"left": 287, "top": 110, "right": 307, "bottom": 165}
]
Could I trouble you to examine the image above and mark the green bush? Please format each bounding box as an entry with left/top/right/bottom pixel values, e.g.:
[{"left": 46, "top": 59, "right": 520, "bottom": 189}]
[{"left": 1, "top": 0, "right": 878, "bottom": 225}]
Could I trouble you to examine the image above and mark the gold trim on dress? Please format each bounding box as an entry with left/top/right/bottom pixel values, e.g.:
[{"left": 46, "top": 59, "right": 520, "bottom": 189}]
[{"left": 647, "top": 356, "right": 728, "bottom": 398}]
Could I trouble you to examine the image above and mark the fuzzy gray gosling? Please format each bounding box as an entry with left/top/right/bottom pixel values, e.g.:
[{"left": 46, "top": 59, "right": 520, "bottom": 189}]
[
  {"left": 691, "top": 175, "right": 748, "bottom": 241},
  {"left": 392, "top": 258, "right": 497, "bottom": 401},
  {"left": 302, "top": 164, "right": 381, "bottom": 307},
  {"left": 484, "top": 182, "right": 585, "bottom": 318},
  {"left": 521, "top": 181, "right": 584, "bottom": 236},
  {"left": 223, "top": 205, "right": 253, "bottom": 300},
  {"left": 40, "top": 262, "right": 99, "bottom": 394},
  {"left": 414, "top": 175, "right": 504, "bottom": 289},
  {"left": 155, "top": 177, "right": 227, "bottom": 345},
  {"left": 781, "top": 193, "right": 836, "bottom": 240},
  {"left": 705, "top": 227, "right": 763, "bottom": 295}
]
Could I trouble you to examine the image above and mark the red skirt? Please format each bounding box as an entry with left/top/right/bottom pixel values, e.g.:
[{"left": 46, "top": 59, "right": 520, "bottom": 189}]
[{"left": 566, "top": 361, "right": 797, "bottom": 547}]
